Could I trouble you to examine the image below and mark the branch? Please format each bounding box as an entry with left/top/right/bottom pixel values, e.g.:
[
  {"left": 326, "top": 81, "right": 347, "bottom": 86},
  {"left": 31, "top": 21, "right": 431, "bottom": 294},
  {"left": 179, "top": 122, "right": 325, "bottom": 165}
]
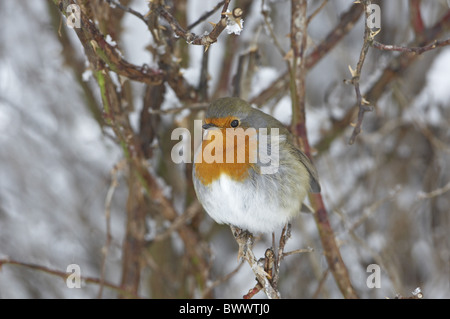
[
  {"left": 202, "top": 260, "right": 245, "bottom": 298},
  {"left": 187, "top": 0, "right": 226, "bottom": 30},
  {"left": 416, "top": 181, "right": 450, "bottom": 200},
  {"left": 154, "top": 0, "right": 239, "bottom": 51},
  {"left": 54, "top": 0, "right": 164, "bottom": 85},
  {"left": 348, "top": 0, "right": 377, "bottom": 145},
  {"left": 105, "top": 0, "right": 147, "bottom": 23},
  {"left": 230, "top": 226, "right": 281, "bottom": 299},
  {"left": 250, "top": 3, "right": 364, "bottom": 107},
  {"left": 315, "top": 8, "right": 450, "bottom": 153},
  {"left": 271, "top": 224, "right": 291, "bottom": 288},
  {"left": 0, "top": 258, "right": 140, "bottom": 298},
  {"left": 98, "top": 160, "right": 124, "bottom": 298},
  {"left": 372, "top": 38, "right": 450, "bottom": 54},
  {"left": 289, "top": 0, "right": 359, "bottom": 299},
  {"left": 409, "top": 0, "right": 425, "bottom": 34},
  {"left": 307, "top": 0, "right": 328, "bottom": 25}
]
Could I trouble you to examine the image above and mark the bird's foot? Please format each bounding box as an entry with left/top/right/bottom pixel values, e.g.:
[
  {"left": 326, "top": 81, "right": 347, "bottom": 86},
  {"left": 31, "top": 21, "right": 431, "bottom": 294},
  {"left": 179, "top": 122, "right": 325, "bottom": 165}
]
[{"left": 230, "top": 225, "right": 254, "bottom": 261}]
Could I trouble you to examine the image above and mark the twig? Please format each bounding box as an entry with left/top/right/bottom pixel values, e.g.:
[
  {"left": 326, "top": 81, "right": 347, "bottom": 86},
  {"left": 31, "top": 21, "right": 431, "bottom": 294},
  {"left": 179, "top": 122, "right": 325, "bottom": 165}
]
[
  {"left": 312, "top": 268, "right": 330, "bottom": 298},
  {"left": 154, "top": 0, "right": 234, "bottom": 51},
  {"left": 290, "top": 0, "right": 358, "bottom": 299},
  {"left": 54, "top": 0, "right": 164, "bottom": 85},
  {"left": 283, "top": 246, "right": 314, "bottom": 257},
  {"left": 0, "top": 258, "right": 141, "bottom": 298},
  {"left": 98, "top": 161, "right": 124, "bottom": 298},
  {"left": 105, "top": 0, "right": 147, "bottom": 23},
  {"left": 187, "top": 0, "right": 226, "bottom": 30},
  {"left": 261, "top": 0, "right": 286, "bottom": 57},
  {"left": 148, "top": 103, "right": 208, "bottom": 115},
  {"left": 151, "top": 201, "right": 202, "bottom": 242},
  {"left": 409, "top": 0, "right": 425, "bottom": 34},
  {"left": 230, "top": 226, "right": 280, "bottom": 299},
  {"left": 307, "top": 0, "right": 328, "bottom": 25},
  {"left": 416, "top": 181, "right": 450, "bottom": 200},
  {"left": 243, "top": 283, "right": 263, "bottom": 299},
  {"left": 348, "top": 0, "right": 377, "bottom": 145},
  {"left": 272, "top": 224, "right": 291, "bottom": 288},
  {"left": 315, "top": 8, "right": 450, "bottom": 153},
  {"left": 203, "top": 260, "right": 245, "bottom": 298},
  {"left": 372, "top": 38, "right": 450, "bottom": 54},
  {"left": 250, "top": 3, "right": 364, "bottom": 107}
]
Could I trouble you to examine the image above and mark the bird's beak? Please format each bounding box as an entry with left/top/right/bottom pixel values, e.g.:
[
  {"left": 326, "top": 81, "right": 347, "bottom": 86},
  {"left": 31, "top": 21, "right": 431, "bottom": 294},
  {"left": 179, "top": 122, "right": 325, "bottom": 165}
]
[{"left": 202, "top": 123, "right": 217, "bottom": 130}]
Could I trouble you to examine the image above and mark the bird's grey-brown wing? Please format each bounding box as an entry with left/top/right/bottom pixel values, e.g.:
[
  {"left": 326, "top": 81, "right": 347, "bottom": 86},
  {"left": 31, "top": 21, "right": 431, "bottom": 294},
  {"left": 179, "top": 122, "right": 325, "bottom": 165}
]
[{"left": 293, "top": 148, "right": 321, "bottom": 193}]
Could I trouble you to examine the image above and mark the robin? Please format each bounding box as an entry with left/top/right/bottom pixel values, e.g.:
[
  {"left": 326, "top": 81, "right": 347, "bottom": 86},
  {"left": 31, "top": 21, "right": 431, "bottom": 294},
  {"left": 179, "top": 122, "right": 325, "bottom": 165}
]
[{"left": 192, "top": 97, "right": 320, "bottom": 235}]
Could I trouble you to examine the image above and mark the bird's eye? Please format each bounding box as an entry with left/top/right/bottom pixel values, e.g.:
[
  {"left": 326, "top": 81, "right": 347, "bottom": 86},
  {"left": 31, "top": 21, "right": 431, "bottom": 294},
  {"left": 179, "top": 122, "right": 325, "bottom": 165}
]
[{"left": 230, "top": 119, "right": 239, "bottom": 127}]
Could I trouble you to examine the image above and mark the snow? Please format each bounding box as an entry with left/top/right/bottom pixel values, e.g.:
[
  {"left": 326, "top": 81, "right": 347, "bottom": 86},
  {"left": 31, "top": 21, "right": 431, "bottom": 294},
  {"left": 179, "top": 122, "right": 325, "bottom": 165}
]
[{"left": 1, "top": 0, "right": 449, "bottom": 299}]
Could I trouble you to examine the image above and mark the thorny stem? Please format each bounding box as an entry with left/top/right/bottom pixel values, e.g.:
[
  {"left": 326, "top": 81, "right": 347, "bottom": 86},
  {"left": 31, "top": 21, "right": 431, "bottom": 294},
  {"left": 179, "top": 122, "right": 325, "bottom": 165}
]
[
  {"left": 230, "top": 226, "right": 280, "bottom": 299},
  {"left": 348, "top": 0, "right": 376, "bottom": 145},
  {"left": 0, "top": 258, "right": 141, "bottom": 298},
  {"left": 153, "top": 0, "right": 232, "bottom": 51}
]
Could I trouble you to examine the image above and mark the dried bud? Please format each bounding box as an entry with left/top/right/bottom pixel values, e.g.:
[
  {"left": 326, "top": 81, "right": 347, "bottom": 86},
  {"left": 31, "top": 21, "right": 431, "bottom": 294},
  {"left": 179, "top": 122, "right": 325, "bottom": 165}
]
[{"left": 233, "top": 7, "right": 243, "bottom": 19}]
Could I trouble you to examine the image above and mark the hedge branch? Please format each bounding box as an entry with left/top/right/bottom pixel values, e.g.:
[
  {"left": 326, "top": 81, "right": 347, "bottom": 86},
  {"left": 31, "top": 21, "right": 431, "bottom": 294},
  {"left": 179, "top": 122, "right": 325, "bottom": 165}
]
[
  {"left": 289, "top": 0, "right": 358, "bottom": 299},
  {"left": 153, "top": 0, "right": 237, "bottom": 52},
  {"left": 0, "top": 258, "right": 140, "bottom": 298},
  {"left": 372, "top": 38, "right": 450, "bottom": 54},
  {"left": 348, "top": 0, "right": 377, "bottom": 145}
]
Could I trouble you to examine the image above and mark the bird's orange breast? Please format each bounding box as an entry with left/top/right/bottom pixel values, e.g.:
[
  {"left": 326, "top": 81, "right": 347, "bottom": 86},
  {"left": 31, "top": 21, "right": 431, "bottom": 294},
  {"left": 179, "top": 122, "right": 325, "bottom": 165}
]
[{"left": 194, "top": 127, "right": 258, "bottom": 186}]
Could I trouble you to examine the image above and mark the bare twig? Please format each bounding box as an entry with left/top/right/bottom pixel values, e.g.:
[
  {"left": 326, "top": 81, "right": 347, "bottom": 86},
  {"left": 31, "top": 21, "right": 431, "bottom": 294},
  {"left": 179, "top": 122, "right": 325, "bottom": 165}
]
[
  {"left": 272, "top": 224, "right": 291, "bottom": 288},
  {"left": 105, "top": 0, "right": 147, "bottom": 23},
  {"left": 98, "top": 161, "right": 124, "bottom": 298},
  {"left": 372, "top": 38, "right": 450, "bottom": 54},
  {"left": 283, "top": 246, "right": 314, "bottom": 257},
  {"left": 203, "top": 260, "right": 245, "bottom": 298},
  {"left": 312, "top": 268, "right": 330, "bottom": 299},
  {"left": 154, "top": 0, "right": 234, "bottom": 51},
  {"left": 348, "top": 0, "right": 377, "bottom": 145},
  {"left": 409, "top": 0, "right": 425, "bottom": 35},
  {"left": 416, "top": 181, "right": 450, "bottom": 200},
  {"left": 289, "top": 0, "right": 358, "bottom": 299},
  {"left": 261, "top": 0, "right": 286, "bottom": 57},
  {"left": 187, "top": 0, "right": 226, "bottom": 30},
  {"left": 307, "top": 0, "right": 328, "bottom": 25},
  {"left": 0, "top": 258, "right": 141, "bottom": 298},
  {"left": 151, "top": 201, "right": 202, "bottom": 242},
  {"left": 230, "top": 226, "right": 280, "bottom": 299},
  {"left": 148, "top": 103, "right": 208, "bottom": 115},
  {"left": 54, "top": 0, "right": 164, "bottom": 85},
  {"left": 250, "top": 3, "right": 364, "bottom": 107},
  {"left": 315, "top": 9, "right": 450, "bottom": 153}
]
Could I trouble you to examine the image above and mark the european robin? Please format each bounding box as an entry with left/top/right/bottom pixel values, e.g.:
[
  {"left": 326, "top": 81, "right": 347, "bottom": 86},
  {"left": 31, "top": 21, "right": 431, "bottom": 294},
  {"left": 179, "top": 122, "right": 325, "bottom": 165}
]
[{"left": 193, "top": 97, "right": 320, "bottom": 234}]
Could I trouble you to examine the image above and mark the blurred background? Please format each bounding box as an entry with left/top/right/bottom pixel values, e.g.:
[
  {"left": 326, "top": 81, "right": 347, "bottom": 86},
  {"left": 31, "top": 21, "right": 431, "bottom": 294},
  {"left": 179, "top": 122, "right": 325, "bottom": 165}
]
[{"left": 0, "top": 0, "right": 449, "bottom": 298}]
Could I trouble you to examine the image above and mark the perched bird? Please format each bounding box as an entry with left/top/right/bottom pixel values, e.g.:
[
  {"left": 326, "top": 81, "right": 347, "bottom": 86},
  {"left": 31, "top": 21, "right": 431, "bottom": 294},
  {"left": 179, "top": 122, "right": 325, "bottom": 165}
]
[{"left": 193, "top": 97, "right": 320, "bottom": 234}]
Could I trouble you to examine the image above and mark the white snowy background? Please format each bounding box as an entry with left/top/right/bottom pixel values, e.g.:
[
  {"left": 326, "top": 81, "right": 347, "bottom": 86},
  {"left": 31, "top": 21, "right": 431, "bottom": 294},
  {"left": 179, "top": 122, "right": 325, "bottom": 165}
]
[{"left": 0, "top": 0, "right": 449, "bottom": 298}]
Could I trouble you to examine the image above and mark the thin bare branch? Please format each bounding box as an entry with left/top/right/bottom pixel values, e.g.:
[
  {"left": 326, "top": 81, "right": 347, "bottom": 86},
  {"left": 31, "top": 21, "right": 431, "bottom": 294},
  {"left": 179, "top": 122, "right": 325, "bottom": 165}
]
[
  {"left": 98, "top": 161, "right": 124, "bottom": 298},
  {"left": 203, "top": 260, "right": 245, "bottom": 298},
  {"left": 372, "top": 38, "right": 450, "bottom": 54},
  {"left": 348, "top": 0, "right": 376, "bottom": 145},
  {"left": 0, "top": 258, "right": 141, "bottom": 298},
  {"left": 307, "top": 0, "right": 328, "bottom": 25},
  {"left": 283, "top": 246, "right": 314, "bottom": 257},
  {"left": 416, "top": 181, "right": 450, "bottom": 200},
  {"left": 154, "top": 0, "right": 234, "bottom": 51},
  {"left": 230, "top": 226, "right": 281, "bottom": 299},
  {"left": 187, "top": 0, "right": 226, "bottom": 30},
  {"left": 105, "top": 0, "right": 147, "bottom": 23}
]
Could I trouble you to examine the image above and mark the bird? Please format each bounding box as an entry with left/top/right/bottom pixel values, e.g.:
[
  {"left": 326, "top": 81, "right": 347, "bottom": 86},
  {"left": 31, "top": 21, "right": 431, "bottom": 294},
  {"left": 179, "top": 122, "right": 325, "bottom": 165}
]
[{"left": 192, "top": 97, "right": 320, "bottom": 235}]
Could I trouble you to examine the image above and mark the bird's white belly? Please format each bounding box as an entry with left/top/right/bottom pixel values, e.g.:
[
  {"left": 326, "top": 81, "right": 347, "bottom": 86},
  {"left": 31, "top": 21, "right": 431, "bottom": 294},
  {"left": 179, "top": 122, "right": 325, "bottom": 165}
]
[{"left": 200, "top": 174, "right": 297, "bottom": 234}]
